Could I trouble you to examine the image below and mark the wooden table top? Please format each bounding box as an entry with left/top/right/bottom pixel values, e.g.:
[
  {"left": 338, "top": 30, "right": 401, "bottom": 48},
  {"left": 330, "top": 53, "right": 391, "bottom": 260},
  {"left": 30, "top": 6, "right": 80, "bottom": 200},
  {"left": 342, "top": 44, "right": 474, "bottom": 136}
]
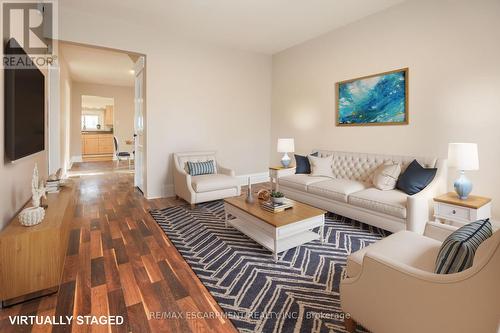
[
  {"left": 434, "top": 192, "right": 491, "bottom": 209},
  {"left": 224, "top": 195, "right": 326, "bottom": 228},
  {"left": 0, "top": 183, "right": 75, "bottom": 236},
  {"left": 269, "top": 166, "right": 296, "bottom": 170}
]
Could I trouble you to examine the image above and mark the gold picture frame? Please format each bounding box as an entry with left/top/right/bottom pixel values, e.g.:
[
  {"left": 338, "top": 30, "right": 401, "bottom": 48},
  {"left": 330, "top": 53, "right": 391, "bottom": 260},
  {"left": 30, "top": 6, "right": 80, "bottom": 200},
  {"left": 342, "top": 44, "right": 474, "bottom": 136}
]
[{"left": 335, "top": 67, "right": 409, "bottom": 126}]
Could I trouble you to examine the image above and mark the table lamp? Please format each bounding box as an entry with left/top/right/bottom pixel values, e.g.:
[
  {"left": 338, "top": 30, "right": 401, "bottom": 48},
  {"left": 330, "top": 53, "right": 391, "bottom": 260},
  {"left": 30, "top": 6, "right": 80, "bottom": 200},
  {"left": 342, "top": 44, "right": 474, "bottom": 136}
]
[
  {"left": 448, "top": 143, "right": 479, "bottom": 200},
  {"left": 277, "top": 138, "right": 295, "bottom": 168}
]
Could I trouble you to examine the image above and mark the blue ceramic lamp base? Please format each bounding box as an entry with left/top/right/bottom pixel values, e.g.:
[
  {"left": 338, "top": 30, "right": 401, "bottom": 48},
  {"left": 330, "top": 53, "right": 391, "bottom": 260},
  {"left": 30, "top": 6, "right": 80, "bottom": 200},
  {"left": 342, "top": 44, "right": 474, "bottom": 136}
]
[
  {"left": 454, "top": 170, "right": 472, "bottom": 200},
  {"left": 281, "top": 153, "right": 291, "bottom": 168}
]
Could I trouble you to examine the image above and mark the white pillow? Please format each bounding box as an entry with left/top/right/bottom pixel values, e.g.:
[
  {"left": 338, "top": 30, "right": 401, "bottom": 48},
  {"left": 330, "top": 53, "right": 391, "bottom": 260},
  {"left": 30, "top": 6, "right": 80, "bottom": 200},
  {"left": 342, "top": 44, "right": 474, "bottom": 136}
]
[
  {"left": 372, "top": 162, "right": 401, "bottom": 191},
  {"left": 308, "top": 155, "right": 334, "bottom": 178}
]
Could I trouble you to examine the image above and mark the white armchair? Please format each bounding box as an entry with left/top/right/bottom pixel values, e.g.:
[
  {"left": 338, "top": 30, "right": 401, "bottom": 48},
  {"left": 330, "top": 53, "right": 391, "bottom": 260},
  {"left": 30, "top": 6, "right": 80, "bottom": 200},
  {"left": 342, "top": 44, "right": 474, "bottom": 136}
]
[
  {"left": 340, "top": 222, "right": 500, "bottom": 333},
  {"left": 173, "top": 151, "right": 241, "bottom": 208}
]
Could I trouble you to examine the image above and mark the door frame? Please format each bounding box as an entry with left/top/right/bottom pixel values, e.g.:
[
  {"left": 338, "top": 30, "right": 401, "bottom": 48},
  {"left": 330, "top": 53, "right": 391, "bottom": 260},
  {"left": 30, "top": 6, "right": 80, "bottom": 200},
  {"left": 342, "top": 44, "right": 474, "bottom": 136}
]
[
  {"left": 46, "top": 39, "right": 147, "bottom": 192},
  {"left": 133, "top": 56, "right": 147, "bottom": 194},
  {"left": 47, "top": 61, "right": 61, "bottom": 175}
]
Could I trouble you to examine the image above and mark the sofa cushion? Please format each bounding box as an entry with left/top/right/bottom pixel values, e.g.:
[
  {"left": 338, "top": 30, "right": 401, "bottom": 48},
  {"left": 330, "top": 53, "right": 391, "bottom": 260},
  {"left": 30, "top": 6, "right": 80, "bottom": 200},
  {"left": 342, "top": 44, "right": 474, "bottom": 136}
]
[
  {"left": 191, "top": 174, "right": 239, "bottom": 193},
  {"left": 348, "top": 188, "right": 408, "bottom": 219},
  {"left": 346, "top": 230, "right": 442, "bottom": 278},
  {"left": 308, "top": 179, "right": 368, "bottom": 203},
  {"left": 396, "top": 159, "right": 437, "bottom": 195},
  {"left": 435, "top": 219, "right": 492, "bottom": 274},
  {"left": 294, "top": 152, "right": 318, "bottom": 174},
  {"left": 309, "top": 154, "right": 334, "bottom": 178},
  {"left": 372, "top": 162, "right": 401, "bottom": 191},
  {"left": 278, "top": 174, "right": 328, "bottom": 191}
]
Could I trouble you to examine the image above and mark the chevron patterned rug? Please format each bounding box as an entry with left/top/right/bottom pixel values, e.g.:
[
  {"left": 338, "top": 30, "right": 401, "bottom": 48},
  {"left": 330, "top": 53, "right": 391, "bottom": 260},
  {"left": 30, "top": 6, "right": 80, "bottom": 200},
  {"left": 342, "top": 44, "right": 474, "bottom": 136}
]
[{"left": 150, "top": 200, "right": 389, "bottom": 333}]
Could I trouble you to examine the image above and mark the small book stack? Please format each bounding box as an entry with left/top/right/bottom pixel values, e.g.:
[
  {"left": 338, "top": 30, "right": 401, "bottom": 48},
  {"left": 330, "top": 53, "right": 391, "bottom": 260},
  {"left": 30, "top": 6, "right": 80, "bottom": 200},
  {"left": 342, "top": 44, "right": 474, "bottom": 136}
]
[
  {"left": 46, "top": 179, "right": 61, "bottom": 193},
  {"left": 260, "top": 199, "right": 294, "bottom": 213}
]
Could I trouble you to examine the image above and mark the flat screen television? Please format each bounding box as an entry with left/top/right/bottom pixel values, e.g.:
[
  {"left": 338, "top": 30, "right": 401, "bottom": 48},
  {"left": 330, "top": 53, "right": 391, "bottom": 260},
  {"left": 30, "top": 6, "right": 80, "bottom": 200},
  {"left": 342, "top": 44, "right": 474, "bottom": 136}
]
[{"left": 4, "top": 38, "right": 45, "bottom": 161}]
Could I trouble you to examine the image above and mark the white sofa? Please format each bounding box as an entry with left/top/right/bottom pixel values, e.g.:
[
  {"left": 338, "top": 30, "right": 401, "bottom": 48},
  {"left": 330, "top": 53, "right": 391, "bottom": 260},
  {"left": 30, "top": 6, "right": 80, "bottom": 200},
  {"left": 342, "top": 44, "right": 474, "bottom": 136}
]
[
  {"left": 278, "top": 150, "right": 447, "bottom": 234},
  {"left": 340, "top": 222, "right": 500, "bottom": 333},
  {"left": 173, "top": 151, "right": 241, "bottom": 207}
]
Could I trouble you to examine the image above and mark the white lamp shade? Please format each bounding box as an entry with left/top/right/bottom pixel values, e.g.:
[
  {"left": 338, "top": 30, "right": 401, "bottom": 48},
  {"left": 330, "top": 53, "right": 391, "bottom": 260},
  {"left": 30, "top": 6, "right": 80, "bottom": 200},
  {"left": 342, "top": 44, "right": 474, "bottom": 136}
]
[
  {"left": 277, "top": 138, "right": 295, "bottom": 153},
  {"left": 448, "top": 143, "right": 479, "bottom": 170}
]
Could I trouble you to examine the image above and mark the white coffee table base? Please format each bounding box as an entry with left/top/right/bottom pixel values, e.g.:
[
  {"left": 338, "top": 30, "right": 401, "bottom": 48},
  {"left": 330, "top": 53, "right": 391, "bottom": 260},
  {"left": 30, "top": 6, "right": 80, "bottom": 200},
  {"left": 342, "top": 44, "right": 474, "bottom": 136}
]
[{"left": 224, "top": 202, "right": 325, "bottom": 262}]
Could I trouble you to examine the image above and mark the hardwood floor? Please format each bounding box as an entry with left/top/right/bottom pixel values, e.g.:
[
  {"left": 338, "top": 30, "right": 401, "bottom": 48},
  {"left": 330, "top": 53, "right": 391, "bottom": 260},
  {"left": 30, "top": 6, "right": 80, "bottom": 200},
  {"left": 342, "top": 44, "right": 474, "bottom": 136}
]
[
  {"left": 0, "top": 163, "right": 239, "bottom": 333},
  {"left": 68, "top": 160, "right": 135, "bottom": 176}
]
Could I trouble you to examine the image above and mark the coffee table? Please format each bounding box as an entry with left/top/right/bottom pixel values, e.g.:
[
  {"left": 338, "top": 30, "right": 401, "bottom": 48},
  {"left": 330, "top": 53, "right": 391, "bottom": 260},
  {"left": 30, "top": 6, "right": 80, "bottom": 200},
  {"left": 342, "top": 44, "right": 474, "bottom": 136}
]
[{"left": 224, "top": 195, "right": 326, "bottom": 262}]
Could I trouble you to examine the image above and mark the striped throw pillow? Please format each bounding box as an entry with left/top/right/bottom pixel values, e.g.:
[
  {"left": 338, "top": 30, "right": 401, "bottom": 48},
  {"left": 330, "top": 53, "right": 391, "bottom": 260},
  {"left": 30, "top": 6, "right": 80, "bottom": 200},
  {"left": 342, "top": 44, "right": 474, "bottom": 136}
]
[
  {"left": 435, "top": 219, "right": 492, "bottom": 274},
  {"left": 187, "top": 160, "right": 216, "bottom": 176}
]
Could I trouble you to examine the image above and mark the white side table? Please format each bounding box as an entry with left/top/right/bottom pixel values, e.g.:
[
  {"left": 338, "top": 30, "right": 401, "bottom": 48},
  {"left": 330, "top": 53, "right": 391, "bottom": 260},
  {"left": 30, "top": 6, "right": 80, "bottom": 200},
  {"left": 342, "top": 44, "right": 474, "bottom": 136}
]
[
  {"left": 433, "top": 192, "right": 492, "bottom": 227},
  {"left": 269, "top": 166, "right": 296, "bottom": 191}
]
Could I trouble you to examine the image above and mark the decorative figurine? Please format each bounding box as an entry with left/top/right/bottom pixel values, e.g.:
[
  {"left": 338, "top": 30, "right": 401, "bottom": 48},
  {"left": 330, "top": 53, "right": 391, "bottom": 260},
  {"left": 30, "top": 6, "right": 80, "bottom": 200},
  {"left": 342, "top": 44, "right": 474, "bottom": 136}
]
[
  {"left": 31, "top": 163, "right": 46, "bottom": 207},
  {"left": 257, "top": 189, "right": 271, "bottom": 201},
  {"left": 19, "top": 163, "right": 46, "bottom": 227},
  {"left": 245, "top": 177, "right": 255, "bottom": 204}
]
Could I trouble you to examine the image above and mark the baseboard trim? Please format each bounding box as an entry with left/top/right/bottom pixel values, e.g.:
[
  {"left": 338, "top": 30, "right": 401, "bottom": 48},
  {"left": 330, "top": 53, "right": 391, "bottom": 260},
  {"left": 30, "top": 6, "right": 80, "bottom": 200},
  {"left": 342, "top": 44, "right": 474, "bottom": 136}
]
[{"left": 70, "top": 155, "right": 82, "bottom": 163}]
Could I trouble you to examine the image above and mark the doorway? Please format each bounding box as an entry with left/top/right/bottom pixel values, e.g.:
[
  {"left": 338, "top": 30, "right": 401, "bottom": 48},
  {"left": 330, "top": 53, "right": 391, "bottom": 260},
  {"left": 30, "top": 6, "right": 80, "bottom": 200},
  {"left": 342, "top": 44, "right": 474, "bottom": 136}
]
[
  {"left": 81, "top": 95, "right": 115, "bottom": 162},
  {"left": 50, "top": 41, "right": 147, "bottom": 193}
]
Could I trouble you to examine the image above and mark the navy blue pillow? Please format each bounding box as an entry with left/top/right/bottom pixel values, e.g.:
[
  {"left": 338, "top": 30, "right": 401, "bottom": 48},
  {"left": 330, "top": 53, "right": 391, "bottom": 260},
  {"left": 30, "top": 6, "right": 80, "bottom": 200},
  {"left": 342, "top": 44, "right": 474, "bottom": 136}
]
[
  {"left": 295, "top": 152, "right": 318, "bottom": 174},
  {"left": 435, "top": 219, "right": 492, "bottom": 274},
  {"left": 396, "top": 160, "right": 437, "bottom": 195}
]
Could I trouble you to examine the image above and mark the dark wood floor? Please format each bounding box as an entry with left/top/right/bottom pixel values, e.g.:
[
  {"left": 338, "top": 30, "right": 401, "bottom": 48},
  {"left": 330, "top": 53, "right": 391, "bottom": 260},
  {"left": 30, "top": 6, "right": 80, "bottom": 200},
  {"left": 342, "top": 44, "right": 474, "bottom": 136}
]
[{"left": 0, "top": 163, "right": 244, "bottom": 333}]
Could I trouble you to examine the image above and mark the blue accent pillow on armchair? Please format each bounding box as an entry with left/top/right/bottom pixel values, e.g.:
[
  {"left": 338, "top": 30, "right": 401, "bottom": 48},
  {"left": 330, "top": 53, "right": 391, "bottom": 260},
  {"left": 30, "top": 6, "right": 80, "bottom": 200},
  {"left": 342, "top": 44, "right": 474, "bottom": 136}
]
[
  {"left": 295, "top": 152, "right": 318, "bottom": 174},
  {"left": 187, "top": 160, "right": 216, "bottom": 176},
  {"left": 396, "top": 160, "right": 437, "bottom": 195},
  {"left": 435, "top": 219, "right": 492, "bottom": 274}
]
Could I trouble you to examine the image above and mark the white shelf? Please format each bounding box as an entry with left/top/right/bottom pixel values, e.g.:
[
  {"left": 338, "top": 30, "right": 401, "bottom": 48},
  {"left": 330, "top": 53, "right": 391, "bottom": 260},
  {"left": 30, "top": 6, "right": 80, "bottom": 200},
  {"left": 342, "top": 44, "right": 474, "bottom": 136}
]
[
  {"left": 229, "top": 218, "right": 274, "bottom": 251},
  {"left": 277, "top": 231, "right": 319, "bottom": 253},
  {"left": 229, "top": 218, "right": 319, "bottom": 254}
]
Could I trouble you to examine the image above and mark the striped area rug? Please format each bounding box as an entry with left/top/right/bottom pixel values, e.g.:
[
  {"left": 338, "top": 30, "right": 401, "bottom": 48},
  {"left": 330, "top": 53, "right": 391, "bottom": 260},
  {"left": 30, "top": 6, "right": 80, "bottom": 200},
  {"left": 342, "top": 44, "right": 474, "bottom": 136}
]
[{"left": 150, "top": 200, "right": 388, "bottom": 333}]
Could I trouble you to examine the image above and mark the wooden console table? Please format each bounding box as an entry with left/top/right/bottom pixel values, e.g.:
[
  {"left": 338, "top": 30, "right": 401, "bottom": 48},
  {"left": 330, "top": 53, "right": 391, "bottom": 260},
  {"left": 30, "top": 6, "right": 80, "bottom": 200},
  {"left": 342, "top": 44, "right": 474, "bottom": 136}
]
[{"left": 0, "top": 183, "right": 75, "bottom": 305}]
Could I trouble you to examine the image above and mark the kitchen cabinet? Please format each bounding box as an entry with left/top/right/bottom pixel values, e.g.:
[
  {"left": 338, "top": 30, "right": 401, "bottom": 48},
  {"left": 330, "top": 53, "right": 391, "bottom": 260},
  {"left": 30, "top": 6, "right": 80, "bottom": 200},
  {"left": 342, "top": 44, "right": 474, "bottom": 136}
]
[
  {"left": 82, "top": 133, "right": 114, "bottom": 156},
  {"left": 104, "top": 105, "right": 114, "bottom": 126}
]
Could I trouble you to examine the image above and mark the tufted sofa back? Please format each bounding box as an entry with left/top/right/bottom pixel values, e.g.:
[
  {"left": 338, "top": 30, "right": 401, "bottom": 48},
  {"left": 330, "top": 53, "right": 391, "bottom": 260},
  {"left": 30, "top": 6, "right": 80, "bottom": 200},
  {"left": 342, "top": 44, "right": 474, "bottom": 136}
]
[
  {"left": 314, "top": 150, "right": 438, "bottom": 183},
  {"left": 174, "top": 151, "right": 218, "bottom": 174}
]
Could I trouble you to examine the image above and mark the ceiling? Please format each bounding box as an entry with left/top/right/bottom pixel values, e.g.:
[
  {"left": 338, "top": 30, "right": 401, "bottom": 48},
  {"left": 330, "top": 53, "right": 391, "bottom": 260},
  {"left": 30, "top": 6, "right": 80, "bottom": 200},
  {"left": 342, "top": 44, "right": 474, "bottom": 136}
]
[
  {"left": 61, "top": 0, "right": 406, "bottom": 55},
  {"left": 60, "top": 43, "right": 135, "bottom": 87}
]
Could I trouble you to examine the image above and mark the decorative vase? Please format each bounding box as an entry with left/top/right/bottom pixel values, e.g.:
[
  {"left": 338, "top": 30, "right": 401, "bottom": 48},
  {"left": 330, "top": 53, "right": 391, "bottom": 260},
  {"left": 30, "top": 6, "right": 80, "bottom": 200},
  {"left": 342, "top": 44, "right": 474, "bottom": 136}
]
[
  {"left": 454, "top": 170, "right": 472, "bottom": 200},
  {"left": 245, "top": 177, "right": 254, "bottom": 204},
  {"left": 19, "top": 207, "right": 45, "bottom": 226},
  {"left": 272, "top": 197, "right": 285, "bottom": 204}
]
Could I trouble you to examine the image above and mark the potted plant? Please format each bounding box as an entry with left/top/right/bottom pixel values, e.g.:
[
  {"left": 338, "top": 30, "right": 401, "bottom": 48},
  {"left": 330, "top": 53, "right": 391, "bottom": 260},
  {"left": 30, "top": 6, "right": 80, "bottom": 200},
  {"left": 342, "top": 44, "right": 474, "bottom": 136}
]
[{"left": 270, "top": 191, "right": 285, "bottom": 204}]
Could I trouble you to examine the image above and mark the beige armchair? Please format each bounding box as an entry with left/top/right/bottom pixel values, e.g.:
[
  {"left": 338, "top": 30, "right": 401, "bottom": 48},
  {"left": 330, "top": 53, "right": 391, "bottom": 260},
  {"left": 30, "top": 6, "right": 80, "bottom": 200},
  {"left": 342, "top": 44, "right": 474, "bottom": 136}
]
[
  {"left": 173, "top": 151, "right": 241, "bottom": 208},
  {"left": 340, "top": 222, "right": 500, "bottom": 333}
]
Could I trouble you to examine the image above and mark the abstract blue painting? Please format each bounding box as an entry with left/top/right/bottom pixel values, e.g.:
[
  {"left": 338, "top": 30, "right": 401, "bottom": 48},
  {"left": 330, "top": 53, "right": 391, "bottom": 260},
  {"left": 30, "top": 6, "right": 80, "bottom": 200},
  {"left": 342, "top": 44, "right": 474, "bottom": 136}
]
[{"left": 336, "top": 68, "right": 408, "bottom": 126}]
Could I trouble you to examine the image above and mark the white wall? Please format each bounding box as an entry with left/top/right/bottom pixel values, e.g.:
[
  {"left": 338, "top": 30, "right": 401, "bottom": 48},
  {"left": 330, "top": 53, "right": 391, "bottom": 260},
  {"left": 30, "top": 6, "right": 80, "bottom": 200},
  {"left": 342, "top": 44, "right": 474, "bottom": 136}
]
[
  {"left": 0, "top": 67, "right": 48, "bottom": 230},
  {"left": 70, "top": 82, "right": 134, "bottom": 158},
  {"left": 272, "top": 0, "right": 500, "bottom": 218},
  {"left": 59, "top": 5, "right": 272, "bottom": 198}
]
